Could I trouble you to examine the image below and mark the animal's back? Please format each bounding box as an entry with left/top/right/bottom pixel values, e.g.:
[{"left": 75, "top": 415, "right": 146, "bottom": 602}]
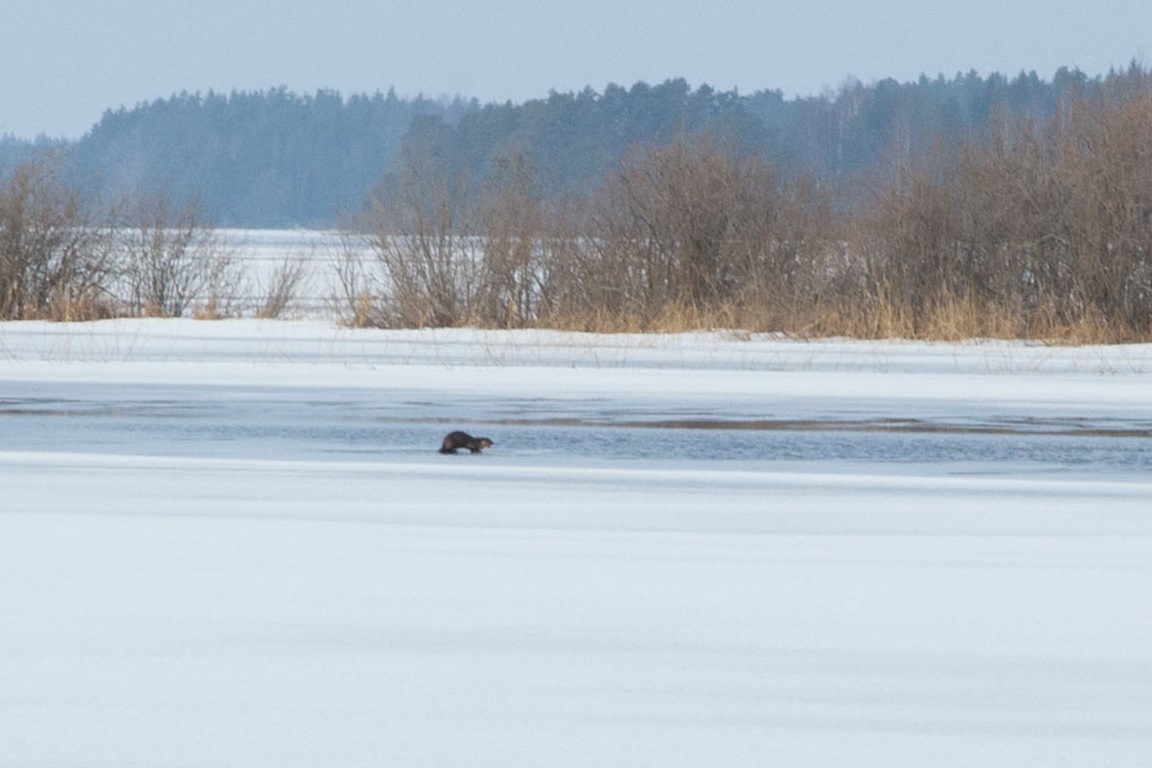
[{"left": 439, "top": 430, "right": 493, "bottom": 454}]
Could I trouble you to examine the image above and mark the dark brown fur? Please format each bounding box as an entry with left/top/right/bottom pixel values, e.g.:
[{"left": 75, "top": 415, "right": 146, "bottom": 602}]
[{"left": 439, "top": 431, "right": 494, "bottom": 454}]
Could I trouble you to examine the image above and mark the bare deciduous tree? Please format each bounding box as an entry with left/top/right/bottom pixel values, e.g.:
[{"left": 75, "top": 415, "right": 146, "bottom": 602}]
[
  {"left": 475, "top": 151, "right": 548, "bottom": 328},
  {"left": 366, "top": 151, "right": 483, "bottom": 327}
]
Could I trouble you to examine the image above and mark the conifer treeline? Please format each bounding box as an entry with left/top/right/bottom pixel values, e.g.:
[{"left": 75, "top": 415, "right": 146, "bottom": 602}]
[
  {"left": 4, "top": 64, "right": 1143, "bottom": 226},
  {"left": 65, "top": 87, "right": 475, "bottom": 226}
]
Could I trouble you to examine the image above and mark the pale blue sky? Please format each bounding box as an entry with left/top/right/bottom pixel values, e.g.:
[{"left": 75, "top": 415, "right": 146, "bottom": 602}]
[{"left": 3, "top": 0, "right": 1149, "bottom": 138}]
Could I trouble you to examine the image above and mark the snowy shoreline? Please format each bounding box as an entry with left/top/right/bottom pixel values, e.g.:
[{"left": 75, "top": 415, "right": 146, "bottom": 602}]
[
  {"left": 6, "top": 316, "right": 1152, "bottom": 371},
  {"left": 5, "top": 318, "right": 1152, "bottom": 431}
]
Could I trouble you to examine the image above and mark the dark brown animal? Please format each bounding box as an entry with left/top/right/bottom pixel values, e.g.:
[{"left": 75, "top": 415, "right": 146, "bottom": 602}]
[{"left": 439, "top": 431, "right": 494, "bottom": 454}]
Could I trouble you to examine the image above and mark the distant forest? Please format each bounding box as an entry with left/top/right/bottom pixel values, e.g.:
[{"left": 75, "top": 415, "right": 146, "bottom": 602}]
[
  {"left": 1, "top": 64, "right": 1147, "bottom": 227},
  {"left": 5, "top": 63, "right": 1152, "bottom": 339}
]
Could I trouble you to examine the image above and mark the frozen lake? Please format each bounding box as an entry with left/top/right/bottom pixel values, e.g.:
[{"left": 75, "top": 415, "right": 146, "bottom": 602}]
[{"left": 2, "top": 319, "right": 1152, "bottom": 766}]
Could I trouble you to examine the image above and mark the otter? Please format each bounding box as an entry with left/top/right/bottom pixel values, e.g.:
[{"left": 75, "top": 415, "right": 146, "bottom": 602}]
[{"left": 439, "top": 431, "right": 494, "bottom": 454}]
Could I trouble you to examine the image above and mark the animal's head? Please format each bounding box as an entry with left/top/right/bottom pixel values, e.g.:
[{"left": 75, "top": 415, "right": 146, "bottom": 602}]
[{"left": 476, "top": 437, "right": 494, "bottom": 449}]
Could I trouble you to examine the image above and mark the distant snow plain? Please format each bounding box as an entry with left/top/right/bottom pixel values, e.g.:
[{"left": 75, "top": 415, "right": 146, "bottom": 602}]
[{"left": 2, "top": 317, "right": 1151, "bottom": 767}]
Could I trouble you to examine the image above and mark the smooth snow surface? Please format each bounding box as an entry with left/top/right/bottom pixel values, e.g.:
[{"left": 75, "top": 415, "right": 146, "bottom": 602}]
[{"left": 2, "top": 319, "right": 1151, "bottom": 767}]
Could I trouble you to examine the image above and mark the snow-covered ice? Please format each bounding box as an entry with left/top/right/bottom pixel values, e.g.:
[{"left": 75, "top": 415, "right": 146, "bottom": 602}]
[{"left": 2, "top": 319, "right": 1151, "bottom": 767}]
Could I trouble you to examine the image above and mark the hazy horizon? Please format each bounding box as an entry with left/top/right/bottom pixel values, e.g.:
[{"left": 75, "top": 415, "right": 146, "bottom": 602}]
[{"left": 4, "top": 0, "right": 1150, "bottom": 140}]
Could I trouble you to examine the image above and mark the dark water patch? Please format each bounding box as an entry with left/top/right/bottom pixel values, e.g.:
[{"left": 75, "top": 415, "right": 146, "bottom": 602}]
[
  {"left": 4, "top": 382, "right": 1152, "bottom": 475},
  {"left": 479, "top": 421, "right": 1152, "bottom": 471},
  {"left": 1, "top": 397, "right": 211, "bottom": 420},
  {"left": 472, "top": 415, "right": 1152, "bottom": 439}
]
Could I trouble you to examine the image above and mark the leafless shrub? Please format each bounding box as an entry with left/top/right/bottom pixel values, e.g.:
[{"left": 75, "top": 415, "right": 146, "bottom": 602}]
[
  {"left": 473, "top": 153, "right": 548, "bottom": 328},
  {"left": 847, "top": 87, "right": 1152, "bottom": 340},
  {"left": 366, "top": 161, "right": 483, "bottom": 327},
  {"left": 336, "top": 85, "right": 1152, "bottom": 341},
  {"left": 0, "top": 156, "right": 118, "bottom": 320},
  {"left": 194, "top": 242, "right": 247, "bottom": 319},
  {"left": 329, "top": 229, "right": 384, "bottom": 326},
  {"left": 557, "top": 136, "right": 831, "bottom": 330},
  {"left": 1055, "top": 94, "right": 1152, "bottom": 335},
  {"left": 255, "top": 254, "right": 309, "bottom": 319},
  {"left": 117, "top": 195, "right": 231, "bottom": 318}
]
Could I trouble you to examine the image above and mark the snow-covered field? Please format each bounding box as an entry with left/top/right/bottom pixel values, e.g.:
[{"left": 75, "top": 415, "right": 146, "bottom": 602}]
[{"left": 3, "top": 319, "right": 1151, "bottom": 767}]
